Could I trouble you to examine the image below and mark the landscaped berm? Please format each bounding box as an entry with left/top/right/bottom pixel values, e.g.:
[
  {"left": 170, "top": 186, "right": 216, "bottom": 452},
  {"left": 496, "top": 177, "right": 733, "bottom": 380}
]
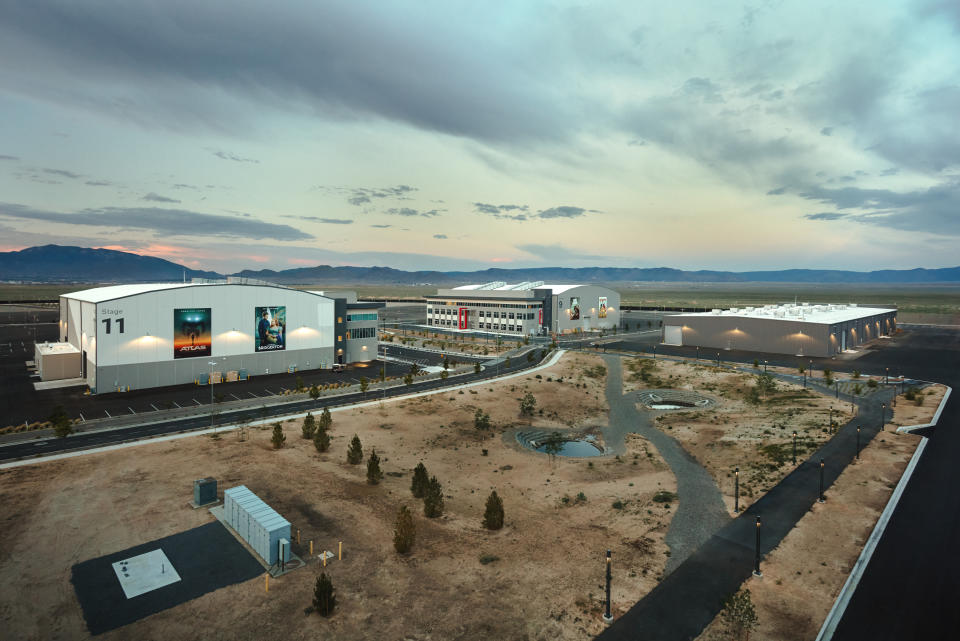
[{"left": 0, "top": 353, "right": 679, "bottom": 641}]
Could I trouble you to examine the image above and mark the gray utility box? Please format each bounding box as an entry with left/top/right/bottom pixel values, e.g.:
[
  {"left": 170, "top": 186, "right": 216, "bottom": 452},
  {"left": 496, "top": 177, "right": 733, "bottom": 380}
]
[
  {"left": 194, "top": 478, "right": 218, "bottom": 506},
  {"left": 223, "top": 485, "right": 291, "bottom": 566}
]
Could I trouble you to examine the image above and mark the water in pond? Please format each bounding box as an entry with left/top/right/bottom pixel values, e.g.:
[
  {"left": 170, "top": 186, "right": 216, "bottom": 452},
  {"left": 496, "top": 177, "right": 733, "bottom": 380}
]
[
  {"left": 650, "top": 403, "right": 687, "bottom": 410},
  {"left": 533, "top": 435, "right": 604, "bottom": 457}
]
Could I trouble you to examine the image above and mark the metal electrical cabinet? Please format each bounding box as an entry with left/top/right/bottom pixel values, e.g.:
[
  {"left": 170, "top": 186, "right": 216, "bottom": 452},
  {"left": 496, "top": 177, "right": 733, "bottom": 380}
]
[
  {"left": 223, "top": 485, "right": 291, "bottom": 566},
  {"left": 193, "top": 477, "right": 218, "bottom": 505}
]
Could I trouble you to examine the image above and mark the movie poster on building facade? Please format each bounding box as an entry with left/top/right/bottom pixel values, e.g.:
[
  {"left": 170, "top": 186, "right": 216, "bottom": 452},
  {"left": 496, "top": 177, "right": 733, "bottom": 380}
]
[
  {"left": 255, "top": 306, "right": 286, "bottom": 352},
  {"left": 570, "top": 297, "right": 581, "bottom": 320},
  {"left": 598, "top": 296, "right": 608, "bottom": 318},
  {"left": 173, "top": 308, "right": 212, "bottom": 358}
]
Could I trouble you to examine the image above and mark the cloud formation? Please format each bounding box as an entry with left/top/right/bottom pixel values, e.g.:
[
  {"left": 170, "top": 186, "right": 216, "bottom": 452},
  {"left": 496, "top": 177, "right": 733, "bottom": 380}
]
[
  {"left": 43, "top": 168, "right": 81, "bottom": 179},
  {"left": 385, "top": 207, "right": 440, "bottom": 217},
  {"left": 0, "top": 203, "right": 312, "bottom": 241},
  {"left": 208, "top": 149, "right": 259, "bottom": 163},
  {"left": 143, "top": 192, "right": 181, "bottom": 203},
  {"left": 433, "top": 234, "right": 447, "bottom": 239}
]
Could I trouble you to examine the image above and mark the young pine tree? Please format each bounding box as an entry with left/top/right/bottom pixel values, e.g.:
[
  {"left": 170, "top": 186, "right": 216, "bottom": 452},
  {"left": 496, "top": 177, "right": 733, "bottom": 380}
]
[
  {"left": 318, "top": 406, "right": 333, "bottom": 431},
  {"left": 720, "top": 588, "right": 758, "bottom": 641},
  {"left": 411, "top": 462, "right": 429, "bottom": 498},
  {"left": 367, "top": 448, "right": 383, "bottom": 485},
  {"left": 423, "top": 475, "right": 444, "bottom": 518},
  {"left": 313, "top": 572, "right": 336, "bottom": 617},
  {"left": 313, "top": 424, "right": 330, "bottom": 453},
  {"left": 301, "top": 412, "right": 317, "bottom": 439},
  {"left": 393, "top": 505, "right": 416, "bottom": 554},
  {"left": 482, "top": 490, "right": 505, "bottom": 530},
  {"left": 271, "top": 423, "right": 286, "bottom": 449},
  {"left": 346, "top": 434, "right": 363, "bottom": 464}
]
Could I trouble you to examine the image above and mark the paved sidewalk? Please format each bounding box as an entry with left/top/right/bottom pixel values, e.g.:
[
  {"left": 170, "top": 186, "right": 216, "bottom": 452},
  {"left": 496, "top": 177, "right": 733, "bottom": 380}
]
[{"left": 598, "top": 369, "right": 894, "bottom": 640}]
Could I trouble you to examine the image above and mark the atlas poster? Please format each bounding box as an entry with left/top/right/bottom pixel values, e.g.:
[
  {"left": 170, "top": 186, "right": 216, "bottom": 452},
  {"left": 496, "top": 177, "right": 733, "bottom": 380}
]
[
  {"left": 570, "top": 296, "right": 581, "bottom": 320},
  {"left": 598, "top": 296, "right": 608, "bottom": 319},
  {"left": 173, "top": 308, "right": 212, "bottom": 359},
  {"left": 255, "top": 306, "right": 286, "bottom": 352}
]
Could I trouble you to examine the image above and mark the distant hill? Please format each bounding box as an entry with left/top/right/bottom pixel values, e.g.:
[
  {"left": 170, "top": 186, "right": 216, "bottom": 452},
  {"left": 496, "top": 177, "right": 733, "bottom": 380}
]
[
  {"left": 236, "top": 264, "right": 960, "bottom": 285},
  {"left": 0, "top": 245, "right": 222, "bottom": 283},
  {"left": 2, "top": 245, "right": 960, "bottom": 284}
]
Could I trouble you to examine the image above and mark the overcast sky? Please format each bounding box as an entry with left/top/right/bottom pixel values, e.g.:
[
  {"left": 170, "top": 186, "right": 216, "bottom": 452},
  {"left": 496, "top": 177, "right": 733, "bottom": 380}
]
[{"left": 1, "top": 1, "right": 958, "bottom": 273}]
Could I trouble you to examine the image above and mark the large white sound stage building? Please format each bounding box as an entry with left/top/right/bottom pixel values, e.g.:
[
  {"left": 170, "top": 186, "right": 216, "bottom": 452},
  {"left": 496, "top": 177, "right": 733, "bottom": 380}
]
[{"left": 39, "top": 279, "right": 382, "bottom": 393}]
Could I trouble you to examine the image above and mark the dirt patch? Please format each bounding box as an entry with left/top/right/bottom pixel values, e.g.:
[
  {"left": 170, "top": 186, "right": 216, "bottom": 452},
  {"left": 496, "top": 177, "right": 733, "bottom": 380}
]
[
  {"left": 625, "top": 357, "right": 847, "bottom": 514},
  {"left": 696, "top": 431, "right": 921, "bottom": 641},
  {"left": 0, "top": 352, "right": 675, "bottom": 641},
  {"left": 888, "top": 383, "right": 948, "bottom": 429}
]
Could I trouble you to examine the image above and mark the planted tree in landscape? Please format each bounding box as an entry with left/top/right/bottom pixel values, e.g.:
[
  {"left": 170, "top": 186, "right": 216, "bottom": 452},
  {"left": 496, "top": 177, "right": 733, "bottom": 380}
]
[
  {"left": 366, "top": 448, "right": 383, "bottom": 485},
  {"left": 271, "top": 423, "right": 286, "bottom": 449},
  {"left": 543, "top": 432, "right": 564, "bottom": 467},
  {"left": 359, "top": 376, "right": 369, "bottom": 398},
  {"left": 49, "top": 405, "right": 73, "bottom": 439},
  {"left": 519, "top": 392, "right": 537, "bottom": 416},
  {"left": 393, "top": 505, "right": 416, "bottom": 553},
  {"left": 403, "top": 373, "right": 413, "bottom": 386},
  {"left": 309, "top": 383, "right": 320, "bottom": 402},
  {"left": 755, "top": 373, "right": 777, "bottom": 398},
  {"left": 410, "top": 363, "right": 421, "bottom": 376},
  {"left": 319, "top": 407, "right": 332, "bottom": 432},
  {"left": 346, "top": 434, "right": 363, "bottom": 464},
  {"left": 474, "top": 362, "right": 482, "bottom": 374},
  {"left": 313, "top": 423, "right": 331, "bottom": 453},
  {"left": 423, "top": 476, "right": 445, "bottom": 518},
  {"left": 482, "top": 490, "right": 505, "bottom": 530},
  {"left": 411, "top": 462, "right": 429, "bottom": 498},
  {"left": 301, "top": 412, "right": 317, "bottom": 439},
  {"left": 719, "top": 588, "right": 758, "bottom": 641},
  {"left": 313, "top": 572, "right": 336, "bottom": 617}
]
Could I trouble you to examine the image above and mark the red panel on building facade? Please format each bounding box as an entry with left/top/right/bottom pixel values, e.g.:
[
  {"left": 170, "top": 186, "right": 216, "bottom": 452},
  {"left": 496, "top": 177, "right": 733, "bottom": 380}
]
[{"left": 458, "top": 307, "right": 469, "bottom": 329}]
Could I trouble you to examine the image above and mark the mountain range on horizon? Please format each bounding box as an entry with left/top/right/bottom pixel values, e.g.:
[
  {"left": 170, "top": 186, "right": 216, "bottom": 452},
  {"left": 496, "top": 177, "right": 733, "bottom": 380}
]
[{"left": 2, "top": 245, "right": 960, "bottom": 286}]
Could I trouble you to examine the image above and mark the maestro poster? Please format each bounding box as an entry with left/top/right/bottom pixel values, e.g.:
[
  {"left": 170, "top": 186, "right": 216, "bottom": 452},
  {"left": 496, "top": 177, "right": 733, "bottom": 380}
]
[
  {"left": 255, "top": 306, "right": 286, "bottom": 352},
  {"left": 598, "top": 296, "right": 608, "bottom": 319},
  {"left": 173, "top": 308, "right": 212, "bottom": 359},
  {"left": 570, "top": 296, "right": 581, "bottom": 320}
]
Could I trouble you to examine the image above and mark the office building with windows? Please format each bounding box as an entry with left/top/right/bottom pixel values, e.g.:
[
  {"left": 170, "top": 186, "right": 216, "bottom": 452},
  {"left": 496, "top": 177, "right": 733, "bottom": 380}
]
[{"left": 425, "top": 282, "right": 620, "bottom": 336}]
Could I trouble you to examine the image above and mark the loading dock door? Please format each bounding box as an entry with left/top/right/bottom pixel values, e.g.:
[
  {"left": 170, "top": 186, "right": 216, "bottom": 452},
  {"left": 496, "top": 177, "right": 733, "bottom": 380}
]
[{"left": 663, "top": 325, "right": 683, "bottom": 346}]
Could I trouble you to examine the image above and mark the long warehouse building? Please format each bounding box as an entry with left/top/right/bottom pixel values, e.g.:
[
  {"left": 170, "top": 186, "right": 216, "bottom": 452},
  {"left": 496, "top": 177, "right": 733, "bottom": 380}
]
[
  {"left": 662, "top": 303, "right": 897, "bottom": 357},
  {"left": 44, "top": 279, "right": 382, "bottom": 393}
]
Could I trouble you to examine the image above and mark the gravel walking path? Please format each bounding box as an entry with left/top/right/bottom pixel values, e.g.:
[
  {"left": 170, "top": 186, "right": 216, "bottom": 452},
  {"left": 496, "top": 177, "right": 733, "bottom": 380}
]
[{"left": 602, "top": 356, "right": 730, "bottom": 573}]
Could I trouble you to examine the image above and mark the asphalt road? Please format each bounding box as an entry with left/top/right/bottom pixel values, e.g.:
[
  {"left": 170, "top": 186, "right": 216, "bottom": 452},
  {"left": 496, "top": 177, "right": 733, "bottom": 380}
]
[
  {"left": 0, "top": 344, "right": 545, "bottom": 462},
  {"left": 596, "top": 325, "right": 959, "bottom": 640}
]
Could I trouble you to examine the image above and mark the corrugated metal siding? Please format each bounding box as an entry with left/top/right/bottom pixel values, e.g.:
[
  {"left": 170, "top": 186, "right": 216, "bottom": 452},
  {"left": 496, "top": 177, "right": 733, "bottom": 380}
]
[{"left": 221, "top": 485, "right": 291, "bottom": 566}]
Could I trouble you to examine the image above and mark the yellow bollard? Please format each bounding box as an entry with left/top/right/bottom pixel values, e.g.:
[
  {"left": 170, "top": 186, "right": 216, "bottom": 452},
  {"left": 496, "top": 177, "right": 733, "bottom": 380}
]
[
  {"left": 339, "top": 541, "right": 342, "bottom": 560},
  {"left": 265, "top": 574, "right": 269, "bottom": 592},
  {"left": 322, "top": 553, "right": 326, "bottom": 568},
  {"left": 297, "top": 528, "right": 301, "bottom": 545},
  {"left": 310, "top": 540, "right": 313, "bottom": 556}
]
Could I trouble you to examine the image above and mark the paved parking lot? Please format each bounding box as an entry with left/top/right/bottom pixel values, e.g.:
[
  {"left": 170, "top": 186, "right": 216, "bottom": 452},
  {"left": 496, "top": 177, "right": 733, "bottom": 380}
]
[{"left": 0, "top": 306, "right": 410, "bottom": 426}]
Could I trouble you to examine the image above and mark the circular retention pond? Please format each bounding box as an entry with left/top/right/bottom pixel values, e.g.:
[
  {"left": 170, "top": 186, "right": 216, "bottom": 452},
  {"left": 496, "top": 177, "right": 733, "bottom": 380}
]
[
  {"left": 637, "top": 390, "right": 717, "bottom": 410},
  {"left": 516, "top": 430, "right": 605, "bottom": 457}
]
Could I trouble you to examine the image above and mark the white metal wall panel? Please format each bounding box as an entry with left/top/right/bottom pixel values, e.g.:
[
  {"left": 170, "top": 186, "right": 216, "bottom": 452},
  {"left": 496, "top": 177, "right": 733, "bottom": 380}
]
[{"left": 663, "top": 325, "right": 683, "bottom": 345}]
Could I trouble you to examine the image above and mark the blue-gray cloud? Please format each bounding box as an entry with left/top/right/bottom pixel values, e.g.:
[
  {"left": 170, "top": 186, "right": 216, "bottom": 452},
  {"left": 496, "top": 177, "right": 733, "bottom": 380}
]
[
  {"left": 804, "top": 212, "right": 847, "bottom": 221},
  {"left": 370, "top": 224, "right": 392, "bottom": 228},
  {"left": 796, "top": 180, "right": 960, "bottom": 234},
  {"left": 208, "top": 149, "right": 259, "bottom": 164},
  {"left": 43, "top": 168, "right": 81, "bottom": 179},
  {"left": 0, "top": 154, "right": 18, "bottom": 161},
  {"left": 143, "top": 192, "right": 180, "bottom": 203},
  {"left": 85, "top": 180, "right": 112, "bottom": 187},
  {"left": 0, "top": 202, "right": 312, "bottom": 241},
  {"left": 538, "top": 206, "right": 587, "bottom": 219},
  {"left": 385, "top": 207, "right": 440, "bottom": 218},
  {"left": 287, "top": 216, "right": 353, "bottom": 224},
  {"left": 433, "top": 234, "right": 447, "bottom": 239}
]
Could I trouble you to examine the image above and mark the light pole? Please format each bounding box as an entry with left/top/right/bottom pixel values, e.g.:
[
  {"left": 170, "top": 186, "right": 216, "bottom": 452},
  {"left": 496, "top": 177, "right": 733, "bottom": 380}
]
[
  {"left": 856, "top": 426, "right": 861, "bottom": 460},
  {"left": 696, "top": 345, "right": 700, "bottom": 361},
  {"left": 818, "top": 459, "right": 826, "bottom": 503},
  {"left": 603, "top": 550, "right": 613, "bottom": 624},
  {"left": 763, "top": 360, "right": 768, "bottom": 373},
  {"left": 792, "top": 431, "right": 797, "bottom": 465},
  {"left": 835, "top": 380, "right": 840, "bottom": 399},
  {"left": 880, "top": 403, "right": 886, "bottom": 432},
  {"left": 753, "top": 517, "right": 762, "bottom": 577},
  {"left": 734, "top": 467, "right": 740, "bottom": 513},
  {"left": 208, "top": 359, "right": 220, "bottom": 430},
  {"left": 885, "top": 367, "right": 889, "bottom": 385}
]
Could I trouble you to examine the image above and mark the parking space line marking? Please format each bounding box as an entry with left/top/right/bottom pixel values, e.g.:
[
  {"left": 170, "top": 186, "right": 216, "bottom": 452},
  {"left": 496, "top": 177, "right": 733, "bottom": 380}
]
[
  {"left": 150, "top": 404, "right": 159, "bottom": 411},
  {"left": 104, "top": 410, "right": 111, "bottom": 418},
  {"left": 128, "top": 407, "right": 136, "bottom": 414},
  {"left": 248, "top": 391, "right": 259, "bottom": 398},
  {"left": 79, "top": 412, "right": 85, "bottom": 422},
  {"left": 173, "top": 401, "right": 181, "bottom": 408},
  {"left": 230, "top": 394, "right": 241, "bottom": 401},
  {"left": 192, "top": 399, "right": 201, "bottom": 406}
]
